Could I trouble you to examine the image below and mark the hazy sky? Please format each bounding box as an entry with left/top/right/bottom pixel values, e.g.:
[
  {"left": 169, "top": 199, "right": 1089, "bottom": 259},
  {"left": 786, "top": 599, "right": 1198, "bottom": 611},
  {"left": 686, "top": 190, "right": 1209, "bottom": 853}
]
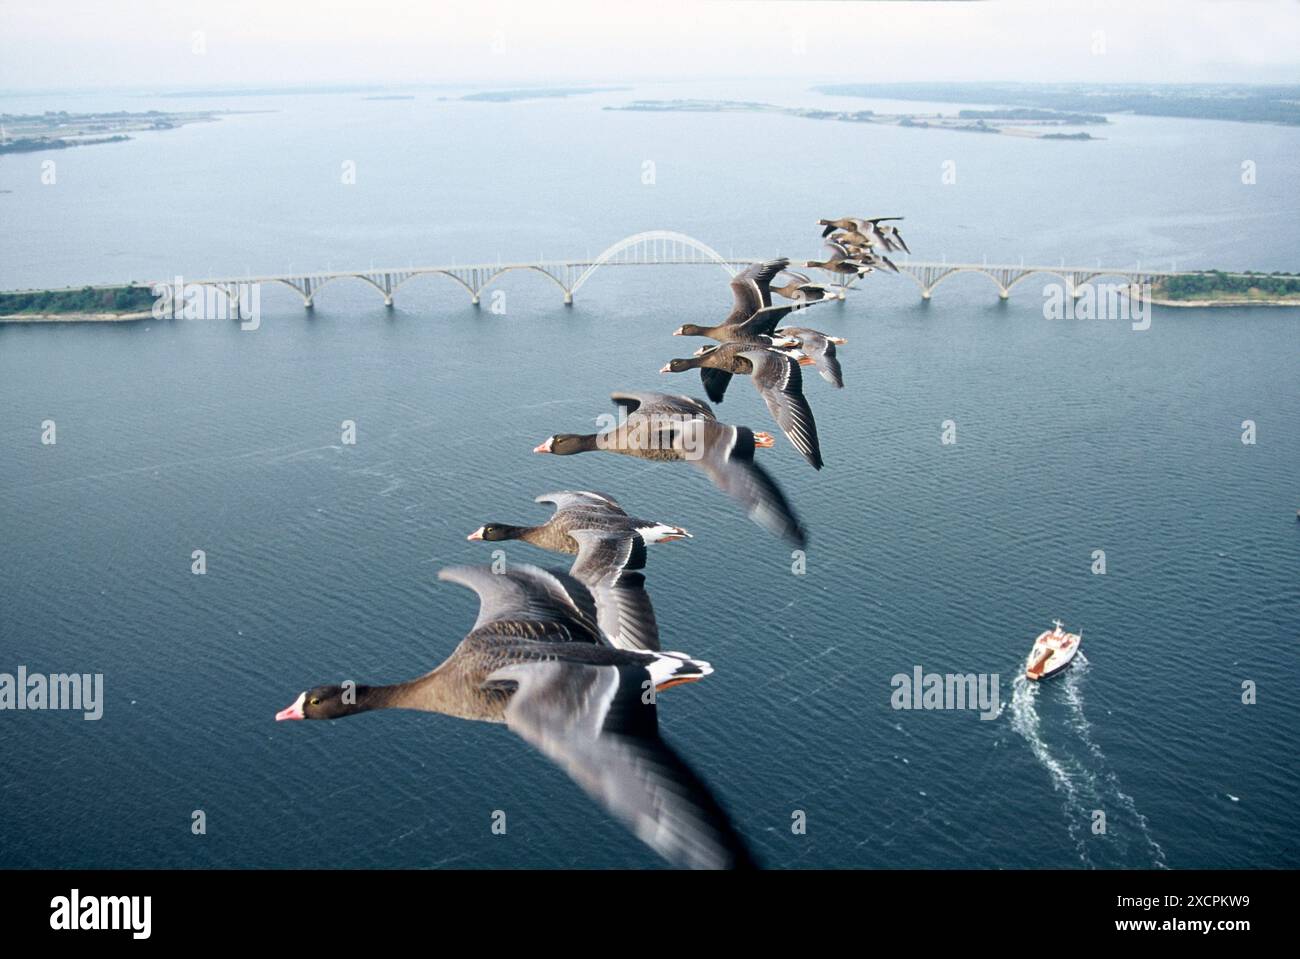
[{"left": 1, "top": 0, "right": 1297, "bottom": 92}]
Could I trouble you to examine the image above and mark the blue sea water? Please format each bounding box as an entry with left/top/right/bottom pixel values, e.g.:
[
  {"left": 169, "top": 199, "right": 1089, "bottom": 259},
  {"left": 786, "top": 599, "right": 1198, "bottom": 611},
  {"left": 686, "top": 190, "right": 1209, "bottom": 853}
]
[{"left": 1, "top": 81, "right": 1297, "bottom": 868}]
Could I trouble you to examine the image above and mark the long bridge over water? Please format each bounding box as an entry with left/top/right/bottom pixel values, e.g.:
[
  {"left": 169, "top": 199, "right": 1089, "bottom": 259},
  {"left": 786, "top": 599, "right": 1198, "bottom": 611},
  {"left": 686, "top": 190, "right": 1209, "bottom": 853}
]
[{"left": 155, "top": 230, "right": 1186, "bottom": 313}]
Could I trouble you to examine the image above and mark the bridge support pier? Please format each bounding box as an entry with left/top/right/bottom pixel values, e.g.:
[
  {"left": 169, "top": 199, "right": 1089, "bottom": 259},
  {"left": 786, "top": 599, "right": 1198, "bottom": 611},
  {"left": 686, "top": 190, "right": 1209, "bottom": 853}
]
[
  {"left": 998, "top": 288, "right": 1009, "bottom": 300},
  {"left": 471, "top": 294, "right": 480, "bottom": 307},
  {"left": 921, "top": 290, "right": 932, "bottom": 301},
  {"left": 383, "top": 295, "right": 393, "bottom": 307},
  {"left": 563, "top": 291, "right": 573, "bottom": 305}
]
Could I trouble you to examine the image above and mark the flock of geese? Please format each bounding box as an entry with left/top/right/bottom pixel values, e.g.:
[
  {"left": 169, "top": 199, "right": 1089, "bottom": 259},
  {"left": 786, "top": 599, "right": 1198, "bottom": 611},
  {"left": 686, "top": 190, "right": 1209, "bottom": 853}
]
[
  {"left": 809, "top": 216, "right": 910, "bottom": 278},
  {"left": 277, "top": 215, "right": 909, "bottom": 870}
]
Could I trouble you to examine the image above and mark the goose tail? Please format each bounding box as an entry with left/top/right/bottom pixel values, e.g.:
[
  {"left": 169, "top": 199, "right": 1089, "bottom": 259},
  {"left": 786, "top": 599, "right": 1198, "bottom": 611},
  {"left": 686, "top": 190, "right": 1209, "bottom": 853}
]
[{"left": 648, "top": 651, "right": 713, "bottom": 690}]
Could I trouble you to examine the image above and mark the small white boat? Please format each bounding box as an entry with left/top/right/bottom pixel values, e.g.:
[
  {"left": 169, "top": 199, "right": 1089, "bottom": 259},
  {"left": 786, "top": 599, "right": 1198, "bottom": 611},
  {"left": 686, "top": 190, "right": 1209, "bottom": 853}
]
[{"left": 1025, "top": 619, "right": 1082, "bottom": 681}]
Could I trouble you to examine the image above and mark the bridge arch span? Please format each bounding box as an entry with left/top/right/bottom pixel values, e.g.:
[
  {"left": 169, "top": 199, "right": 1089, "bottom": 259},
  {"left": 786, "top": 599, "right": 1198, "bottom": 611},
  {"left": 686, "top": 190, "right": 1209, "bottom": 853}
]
[
  {"left": 1070, "top": 271, "right": 1150, "bottom": 288},
  {"left": 265, "top": 277, "right": 313, "bottom": 301},
  {"left": 311, "top": 273, "right": 392, "bottom": 304},
  {"left": 921, "top": 266, "right": 1020, "bottom": 298},
  {"left": 893, "top": 268, "right": 931, "bottom": 296},
  {"left": 1004, "top": 269, "right": 1073, "bottom": 293},
  {"left": 568, "top": 230, "right": 740, "bottom": 297},
  {"left": 475, "top": 265, "right": 572, "bottom": 302},
  {"left": 259, "top": 273, "right": 392, "bottom": 307},
  {"left": 391, "top": 270, "right": 479, "bottom": 303}
]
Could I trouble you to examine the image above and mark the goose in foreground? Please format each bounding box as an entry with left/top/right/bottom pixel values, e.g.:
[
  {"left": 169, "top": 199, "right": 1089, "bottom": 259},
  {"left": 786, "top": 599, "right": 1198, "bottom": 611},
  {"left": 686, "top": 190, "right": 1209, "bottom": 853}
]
[
  {"left": 276, "top": 563, "right": 755, "bottom": 870},
  {"left": 672, "top": 257, "right": 818, "bottom": 342},
  {"left": 776, "top": 327, "right": 846, "bottom": 388},
  {"left": 533, "top": 391, "right": 806, "bottom": 545},
  {"left": 468, "top": 491, "right": 691, "bottom": 553},
  {"left": 771, "top": 270, "right": 844, "bottom": 303},
  {"left": 661, "top": 345, "right": 823, "bottom": 470}
]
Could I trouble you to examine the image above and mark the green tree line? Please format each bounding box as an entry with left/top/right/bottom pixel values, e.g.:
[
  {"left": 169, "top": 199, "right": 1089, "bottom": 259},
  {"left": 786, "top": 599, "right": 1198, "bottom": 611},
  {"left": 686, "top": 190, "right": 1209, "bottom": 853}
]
[
  {"left": 0, "top": 285, "right": 155, "bottom": 315},
  {"left": 1163, "top": 271, "right": 1300, "bottom": 299}
]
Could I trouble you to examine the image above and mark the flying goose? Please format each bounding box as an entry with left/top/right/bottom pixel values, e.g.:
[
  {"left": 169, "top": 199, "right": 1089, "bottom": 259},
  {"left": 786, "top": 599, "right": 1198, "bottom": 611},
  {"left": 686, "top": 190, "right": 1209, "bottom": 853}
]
[
  {"left": 565, "top": 527, "right": 660, "bottom": 652},
  {"left": 825, "top": 230, "right": 876, "bottom": 253},
  {"left": 533, "top": 391, "right": 806, "bottom": 545},
  {"left": 661, "top": 345, "right": 823, "bottom": 470},
  {"left": 853, "top": 250, "right": 900, "bottom": 273},
  {"left": 775, "top": 327, "right": 846, "bottom": 388},
  {"left": 672, "top": 257, "right": 819, "bottom": 342},
  {"left": 277, "top": 563, "right": 755, "bottom": 870},
  {"left": 468, "top": 491, "right": 691, "bottom": 553},
  {"left": 876, "top": 223, "right": 910, "bottom": 254},
  {"left": 819, "top": 215, "right": 903, "bottom": 238},
  {"left": 812, "top": 240, "right": 898, "bottom": 275},
  {"left": 470, "top": 491, "right": 680, "bottom": 652},
  {"left": 818, "top": 216, "right": 861, "bottom": 237},
  {"left": 821, "top": 217, "right": 909, "bottom": 254},
  {"left": 806, "top": 240, "right": 873, "bottom": 278},
  {"left": 771, "top": 270, "right": 844, "bottom": 303}
]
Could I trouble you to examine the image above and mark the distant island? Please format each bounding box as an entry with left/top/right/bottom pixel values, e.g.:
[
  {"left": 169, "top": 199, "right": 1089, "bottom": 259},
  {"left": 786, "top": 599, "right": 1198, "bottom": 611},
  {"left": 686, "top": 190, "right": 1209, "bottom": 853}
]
[
  {"left": 0, "top": 133, "right": 131, "bottom": 154},
  {"left": 0, "top": 284, "right": 156, "bottom": 323},
  {"left": 0, "top": 109, "right": 240, "bottom": 155},
  {"left": 813, "top": 83, "right": 1300, "bottom": 126},
  {"left": 461, "top": 86, "right": 628, "bottom": 103},
  {"left": 363, "top": 95, "right": 415, "bottom": 101},
  {"left": 1151, "top": 271, "right": 1300, "bottom": 307},
  {"left": 957, "top": 107, "right": 1108, "bottom": 124},
  {"left": 605, "top": 99, "right": 1102, "bottom": 139}
]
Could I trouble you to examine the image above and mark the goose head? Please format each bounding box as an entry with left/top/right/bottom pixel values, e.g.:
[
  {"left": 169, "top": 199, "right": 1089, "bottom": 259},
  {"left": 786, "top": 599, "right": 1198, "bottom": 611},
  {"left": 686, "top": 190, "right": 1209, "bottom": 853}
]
[
  {"left": 467, "top": 524, "right": 520, "bottom": 542},
  {"left": 660, "top": 358, "right": 698, "bottom": 374},
  {"left": 533, "top": 433, "right": 592, "bottom": 455},
  {"left": 276, "top": 685, "right": 358, "bottom": 721}
]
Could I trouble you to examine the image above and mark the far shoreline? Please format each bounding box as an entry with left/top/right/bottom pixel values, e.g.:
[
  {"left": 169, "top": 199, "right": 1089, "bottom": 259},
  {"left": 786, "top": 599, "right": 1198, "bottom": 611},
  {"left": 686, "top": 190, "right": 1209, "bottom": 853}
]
[
  {"left": 1146, "top": 297, "right": 1300, "bottom": 308},
  {"left": 0, "top": 311, "right": 152, "bottom": 324}
]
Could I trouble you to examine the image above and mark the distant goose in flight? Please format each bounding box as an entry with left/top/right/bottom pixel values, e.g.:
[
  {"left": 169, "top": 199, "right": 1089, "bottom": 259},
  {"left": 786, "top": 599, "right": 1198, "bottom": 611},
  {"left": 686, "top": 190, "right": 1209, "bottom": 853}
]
[
  {"left": 661, "top": 345, "right": 823, "bottom": 470},
  {"left": 806, "top": 241, "right": 874, "bottom": 278},
  {"left": 533, "top": 391, "right": 806, "bottom": 545},
  {"left": 876, "top": 223, "right": 910, "bottom": 254},
  {"left": 821, "top": 216, "right": 909, "bottom": 254},
  {"left": 771, "top": 270, "right": 844, "bottom": 303},
  {"left": 819, "top": 215, "right": 904, "bottom": 238},
  {"left": 673, "top": 257, "right": 819, "bottom": 342},
  {"left": 814, "top": 240, "right": 899, "bottom": 275},
  {"left": 850, "top": 249, "right": 900, "bottom": 274},
  {"left": 277, "top": 562, "right": 755, "bottom": 870},
  {"left": 825, "top": 230, "right": 876, "bottom": 252},
  {"left": 469, "top": 491, "right": 691, "bottom": 553},
  {"left": 775, "top": 327, "right": 845, "bottom": 388}
]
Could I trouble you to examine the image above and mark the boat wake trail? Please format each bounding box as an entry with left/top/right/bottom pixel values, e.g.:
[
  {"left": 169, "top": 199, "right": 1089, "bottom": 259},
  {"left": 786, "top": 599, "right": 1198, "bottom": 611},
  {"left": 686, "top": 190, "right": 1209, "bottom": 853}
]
[
  {"left": 1061, "top": 656, "right": 1168, "bottom": 868},
  {"left": 1008, "top": 673, "right": 1093, "bottom": 866},
  {"left": 1009, "top": 655, "right": 1166, "bottom": 868}
]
